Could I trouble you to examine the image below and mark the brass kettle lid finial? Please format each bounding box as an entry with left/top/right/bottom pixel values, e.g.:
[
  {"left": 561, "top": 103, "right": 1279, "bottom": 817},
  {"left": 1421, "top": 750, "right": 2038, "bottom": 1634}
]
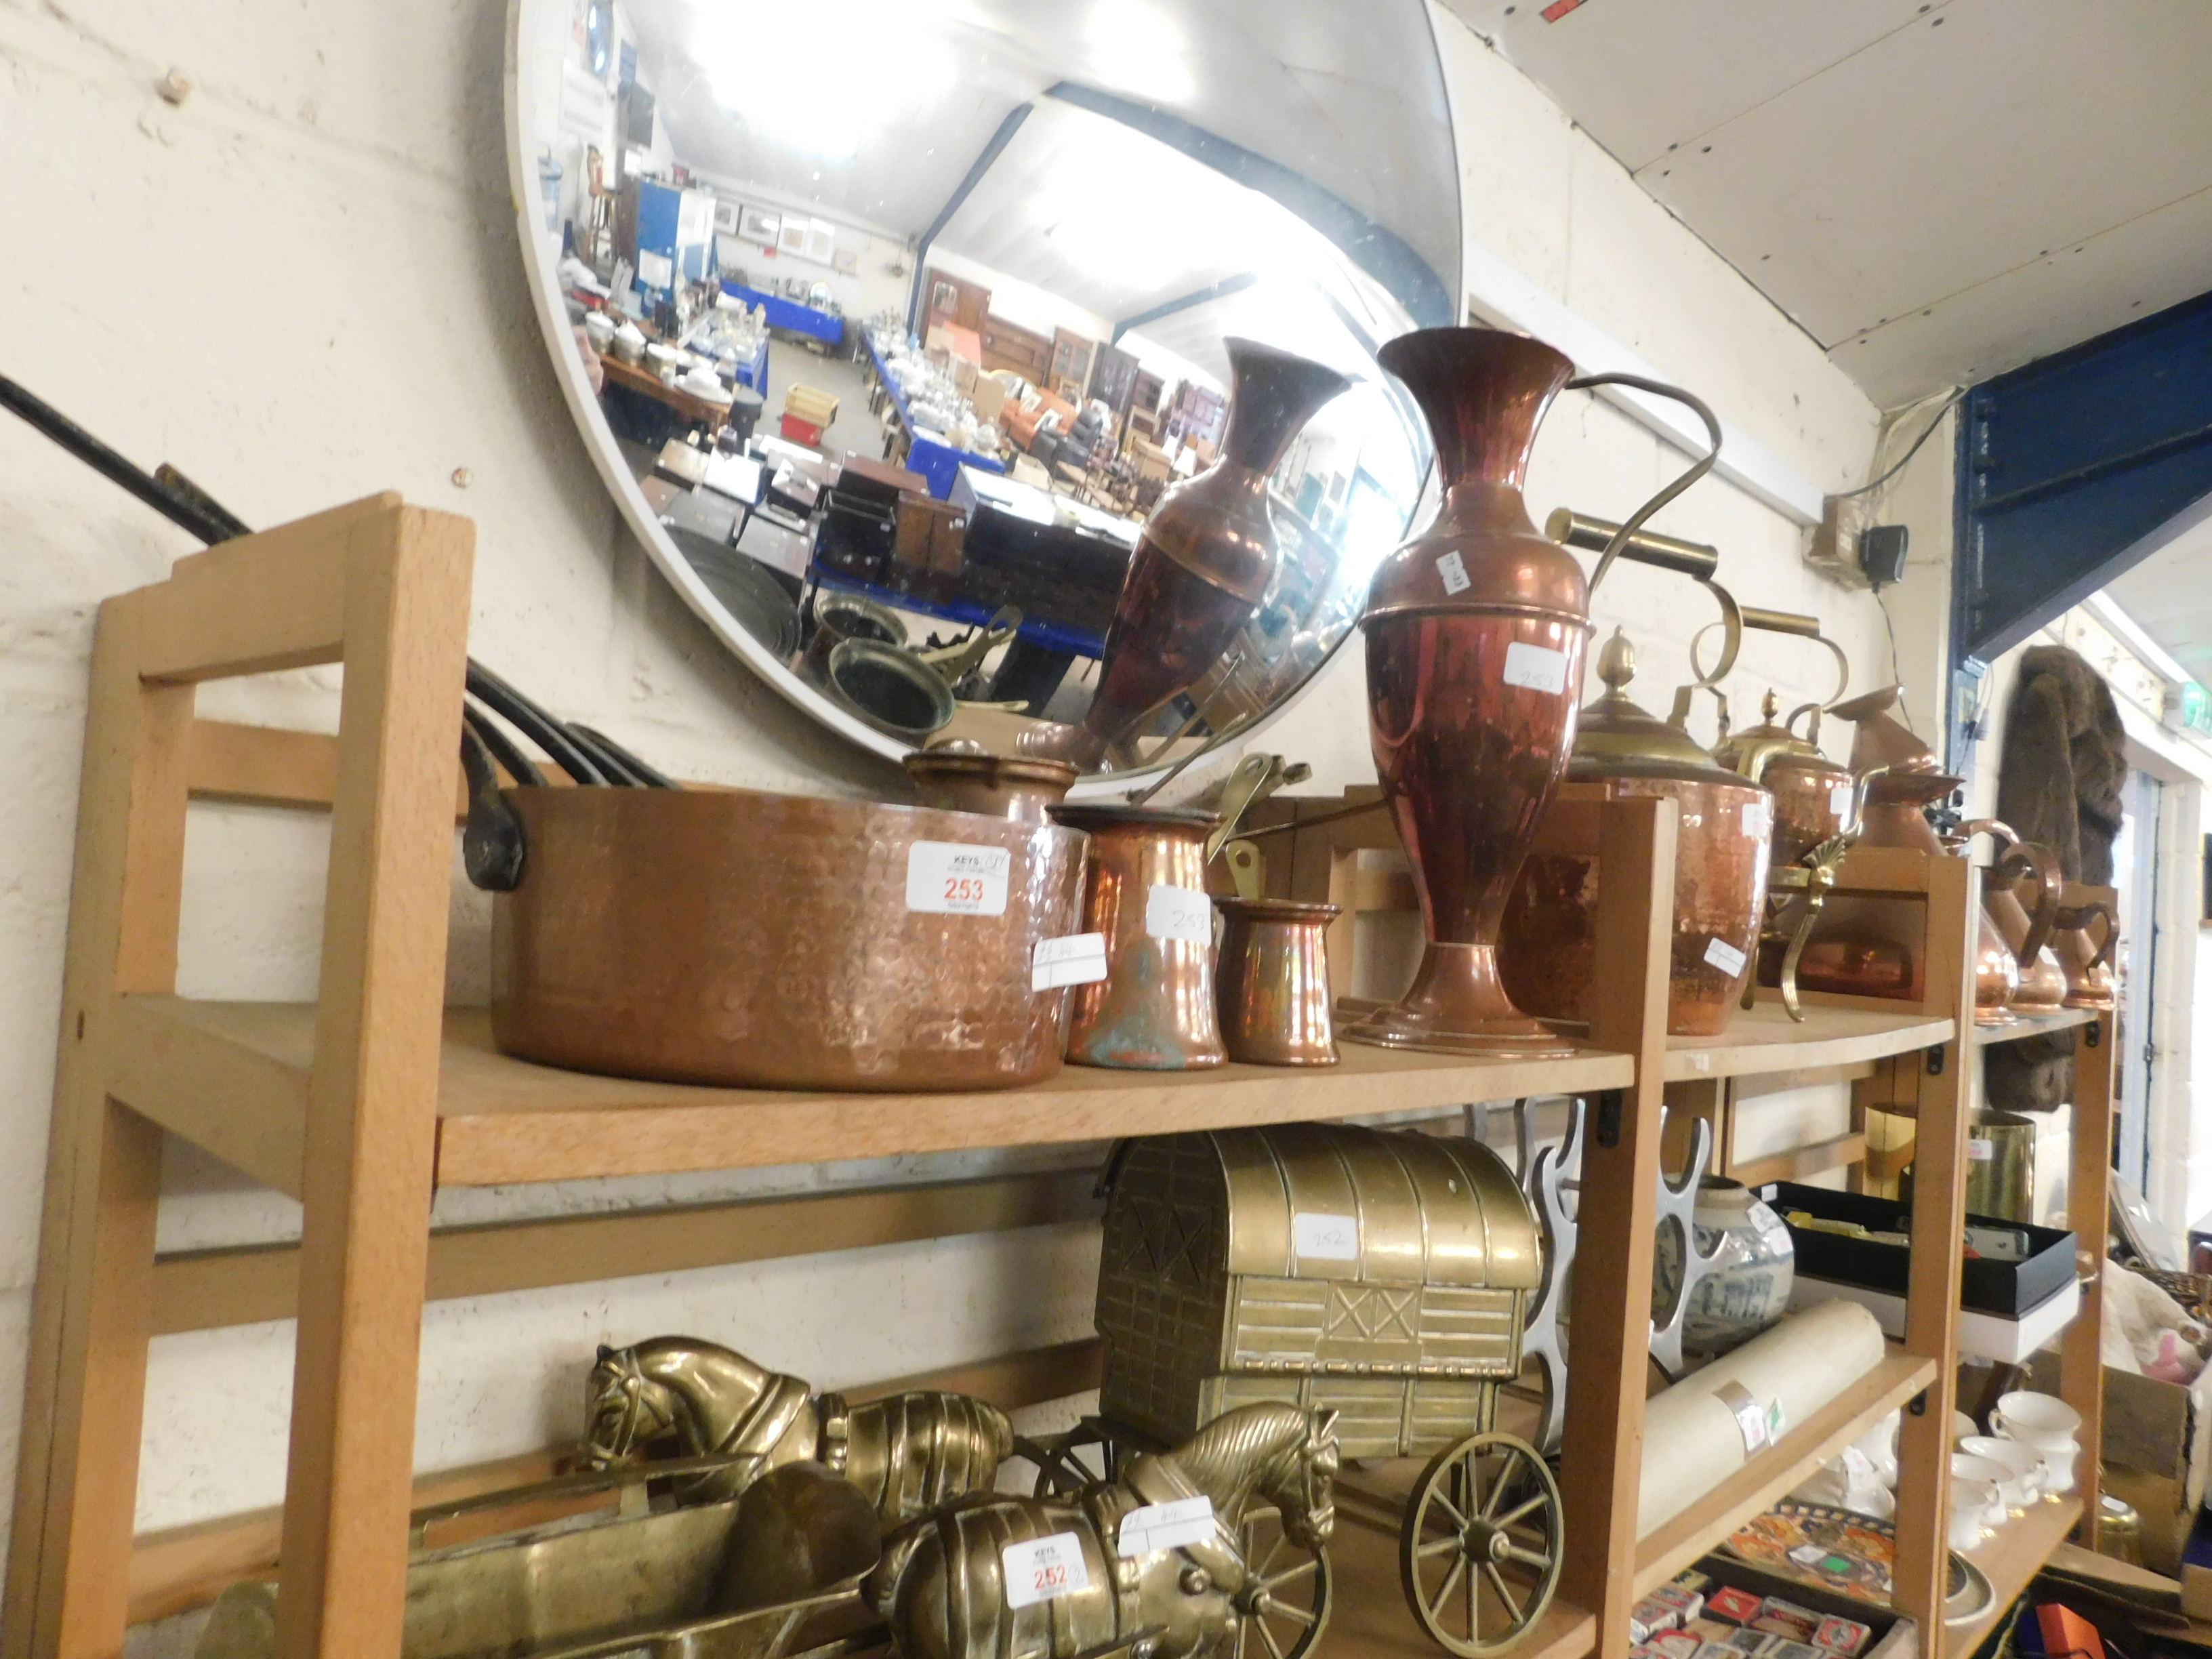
[{"left": 1570, "top": 626, "right": 1742, "bottom": 784}]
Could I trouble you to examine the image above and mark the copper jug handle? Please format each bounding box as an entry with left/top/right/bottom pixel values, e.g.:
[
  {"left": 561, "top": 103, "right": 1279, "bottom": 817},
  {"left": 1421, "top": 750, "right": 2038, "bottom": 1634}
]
[
  {"left": 1562, "top": 373, "right": 1722, "bottom": 592},
  {"left": 2057, "top": 899, "right": 2118, "bottom": 971},
  {"left": 1995, "top": 840, "right": 2065, "bottom": 964},
  {"left": 1956, "top": 818, "right": 2019, "bottom": 859}
]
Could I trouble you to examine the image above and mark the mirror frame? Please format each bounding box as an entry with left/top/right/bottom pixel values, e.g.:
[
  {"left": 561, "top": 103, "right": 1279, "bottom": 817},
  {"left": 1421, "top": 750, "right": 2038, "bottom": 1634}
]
[{"left": 501, "top": 0, "right": 1459, "bottom": 785}]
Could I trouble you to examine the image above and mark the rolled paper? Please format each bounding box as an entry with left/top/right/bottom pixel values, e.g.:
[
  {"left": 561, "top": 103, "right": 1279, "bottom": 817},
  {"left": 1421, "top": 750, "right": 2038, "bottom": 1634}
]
[{"left": 1637, "top": 1298, "right": 1886, "bottom": 1536}]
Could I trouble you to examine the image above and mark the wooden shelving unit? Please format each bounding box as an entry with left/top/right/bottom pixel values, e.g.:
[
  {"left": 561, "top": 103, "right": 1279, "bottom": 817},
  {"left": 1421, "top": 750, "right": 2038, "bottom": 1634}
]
[{"left": 1, "top": 504, "right": 2116, "bottom": 1659}]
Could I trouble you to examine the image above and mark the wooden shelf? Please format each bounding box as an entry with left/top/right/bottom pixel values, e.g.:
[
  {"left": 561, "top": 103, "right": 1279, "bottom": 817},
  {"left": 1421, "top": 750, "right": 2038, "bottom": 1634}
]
[
  {"left": 1666, "top": 1004, "right": 1954, "bottom": 1084},
  {"left": 1945, "top": 1496, "right": 2083, "bottom": 1657},
  {"left": 1631, "top": 1351, "right": 1938, "bottom": 1597},
  {"left": 108, "top": 996, "right": 1637, "bottom": 1195},
  {"left": 1326, "top": 1513, "right": 1594, "bottom": 1659},
  {"left": 1970, "top": 1007, "right": 2097, "bottom": 1047}
]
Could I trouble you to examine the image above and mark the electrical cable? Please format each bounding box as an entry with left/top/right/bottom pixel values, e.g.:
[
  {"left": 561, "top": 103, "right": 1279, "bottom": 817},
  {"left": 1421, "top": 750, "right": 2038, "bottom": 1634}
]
[
  {"left": 1874, "top": 584, "right": 1913, "bottom": 732},
  {"left": 1835, "top": 387, "right": 1964, "bottom": 500}
]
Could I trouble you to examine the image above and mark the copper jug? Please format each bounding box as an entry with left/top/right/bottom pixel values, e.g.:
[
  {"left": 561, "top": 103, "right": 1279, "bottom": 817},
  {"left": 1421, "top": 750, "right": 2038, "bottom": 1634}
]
[
  {"left": 1338, "top": 328, "right": 1593, "bottom": 1057},
  {"left": 1048, "top": 804, "right": 1225, "bottom": 1069},
  {"left": 905, "top": 742, "right": 1076, "bottom": 825},
  {"left": 1499, "top": 629, "right": 1773, "bottom": 1036},
  {"left": 1214, "top": 897, "right": 1341, "bottom": 1065},
  {"left": 1983, "top": 834, "right": 2068, "bottom": 1014},
  {"left": 2054, "top": 899, "right": 2117, "bottom": 1010},
  {"left": 1718, "top": 691, "right": 1857, "bottom": 866},
  {"left": 1036, "top": 340, "right": 1349, "bottom": 770}
]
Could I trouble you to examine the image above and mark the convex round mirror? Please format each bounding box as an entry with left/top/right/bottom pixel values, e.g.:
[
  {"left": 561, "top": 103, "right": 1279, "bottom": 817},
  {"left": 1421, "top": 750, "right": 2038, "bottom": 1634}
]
[{"left": 507, "top": 0, "right": 1460, "bottom": 776}]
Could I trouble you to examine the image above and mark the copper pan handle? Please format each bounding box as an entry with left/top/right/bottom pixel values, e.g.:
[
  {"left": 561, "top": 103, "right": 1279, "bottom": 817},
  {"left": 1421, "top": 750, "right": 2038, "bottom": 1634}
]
[
  {"left": 1996, "top": 840, "right": 2066, "bottom": 964},
  {"left": 1561, "top": 373, "right": 1722, "bottom": 592}
]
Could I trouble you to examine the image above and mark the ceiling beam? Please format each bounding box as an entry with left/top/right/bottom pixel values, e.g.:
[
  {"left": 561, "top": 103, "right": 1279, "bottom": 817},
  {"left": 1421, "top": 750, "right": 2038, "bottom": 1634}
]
[
  {"left": 907, "top": 102, "right": 1033, "bottom": 332},
  {"left": 1112, "top": 274, "right": 1258, "bottom": 345}
]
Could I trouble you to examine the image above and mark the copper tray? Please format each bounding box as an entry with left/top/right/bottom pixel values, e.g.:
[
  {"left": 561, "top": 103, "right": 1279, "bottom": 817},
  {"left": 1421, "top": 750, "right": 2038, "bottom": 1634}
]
[{"left": 490, "top": 788, "right": 1088, "bottom": 1090}]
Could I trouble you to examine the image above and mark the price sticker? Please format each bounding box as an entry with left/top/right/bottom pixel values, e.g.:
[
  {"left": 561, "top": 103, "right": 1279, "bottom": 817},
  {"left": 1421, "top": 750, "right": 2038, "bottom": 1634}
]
[
  {"left": 1742, "top": 799, "right": 1771, "bottom": 840},
  {"left": 1502, "top": 641, "right": 1569, "bottom": 695},
  {"left": 1033, "top": 933, "right": 1109, "bottom": 991},
  {"left": 905, "top": 842, "right": 1010, "bottom": 916},
  {"left": 1118, "top": 1495, "right": 1216, "bottom": 1557},
  {"left": 1967, "top": 1136, "right": 1994, "bottom": 1162},
  {"left": 1003, "top": 1532, "right": 1090, "bottom": 1608},
  {"left": 1435, "top": 551, "right": 1473, "bottom": 595},
  {"left": 1293, "top": 1212, "right": 1358, "bottom": 1261},
  {"left": 1703, "top": 937, "right": 1748, "bottom": 978},
  {"left": 1145, "top": 884, "right": 1216, "bottom": 945},
  {"left": 1830, "top": 783, "right": 1855, "bottom": 819}
]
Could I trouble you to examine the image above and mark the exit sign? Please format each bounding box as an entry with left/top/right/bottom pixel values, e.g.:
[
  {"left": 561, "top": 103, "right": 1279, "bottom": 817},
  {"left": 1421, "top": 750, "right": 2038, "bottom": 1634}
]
[{"left": 2184, "top": 680, "right": 2212, "bottom": 736}]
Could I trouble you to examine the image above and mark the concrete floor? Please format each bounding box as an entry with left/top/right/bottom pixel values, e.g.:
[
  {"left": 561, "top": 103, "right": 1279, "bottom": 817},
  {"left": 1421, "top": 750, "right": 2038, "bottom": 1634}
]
[{"left": 760, "top": 335, "right": 886, "bottom": 460}]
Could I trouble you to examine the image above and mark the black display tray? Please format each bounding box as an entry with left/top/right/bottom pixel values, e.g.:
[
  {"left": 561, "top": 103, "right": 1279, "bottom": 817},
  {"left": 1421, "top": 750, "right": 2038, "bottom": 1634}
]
[{"left": 1763, "top": 1181, "right": 2076, "bottom": 1317}]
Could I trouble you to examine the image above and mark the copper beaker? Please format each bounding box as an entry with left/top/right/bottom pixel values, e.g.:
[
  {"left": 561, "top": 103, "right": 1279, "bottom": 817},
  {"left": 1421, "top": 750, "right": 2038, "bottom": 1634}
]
[
  {"left": 1049, "top": 804, "right": 1225, "bottom": 1069},
  {"left": 1340, "top": 328, "right": 1591, "bottom": 1057},
  {"left": 2054, "top": 900, "right": 2117, "bottom": 1010},
  {"left": 1214, "top": 897, "right": 1341, "bottom": 1065},
  {"left": 905, "top": 743, "right": 1077, "bottom": 824},
  {"left": 1041, "top": 340, "right": 1349, "bottom": 770}
]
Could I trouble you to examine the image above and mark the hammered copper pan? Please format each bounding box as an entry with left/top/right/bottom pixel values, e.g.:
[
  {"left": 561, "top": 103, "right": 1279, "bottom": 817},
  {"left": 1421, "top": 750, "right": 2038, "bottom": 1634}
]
[{"left": 489, "top": 788, "right": 1088, "bottom": 1090}]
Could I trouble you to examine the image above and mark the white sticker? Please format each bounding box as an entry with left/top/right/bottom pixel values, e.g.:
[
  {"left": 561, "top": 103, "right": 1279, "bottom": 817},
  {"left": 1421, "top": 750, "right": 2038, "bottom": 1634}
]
[
  {"left": 1293, "top": 1212, "right": 1359, "bottom": 1261},
  {"left": 636, "top": 249, "right": 674, "bottom": 290},
  {"left": 1830, "top": 783, "right": 1855, "bottom": 819},
  {"left": 1436, "top": 550, "right": 1473, "bottom": 594},
  {"left": 1032, "top": 933, "right": 1109, "bottom": 991},
  {"left": 1502, "top": 641, "right": 1570, "bottom": 695},
  {"left": 1716, "top": 1380, "right": 1769, "bottom": 1454},
  {"left": 1742, "top": 799, "right": 1771, "bottom": 840},
  {"left": 1145, "top": 884, "right": 1215, "bottom": 945},
  {"left": 1118, "top": 1495, "right": 1216, "bottom": 1557},
  {"left": 905, "top": 842, "right": 1011, "bottom": 916},
  {"left": 1703, "top": 937, "right": 1748, "bottom": 978},
  {"left": 1003, "top": 1532, "right": 1090, "bottom": 1607},
  {"left": 1968, "top": 1137, "right": 1994, "bottom": 1162}
]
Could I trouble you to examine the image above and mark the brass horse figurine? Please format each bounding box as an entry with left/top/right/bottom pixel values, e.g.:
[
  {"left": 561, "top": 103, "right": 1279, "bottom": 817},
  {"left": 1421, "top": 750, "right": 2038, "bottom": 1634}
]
[
  {"left": 872, "top": 1402, "right": 1338, "bottom": 1659},
  {"left": 583, "top": 1336, "right": 1012, "bottom": 1525}
]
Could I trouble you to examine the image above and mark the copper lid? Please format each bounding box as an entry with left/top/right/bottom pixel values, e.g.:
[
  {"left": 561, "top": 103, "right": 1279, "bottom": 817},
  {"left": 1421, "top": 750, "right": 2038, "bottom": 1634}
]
[
  {"left": 903, "top": 748, "right": 1079, "bottom": 792},
  {"left": 1567, "top": 629, "right": 1749, "bottom": 787},
  {"left": 1713, "top": 689, "right": 1851, "bottom": 781}
]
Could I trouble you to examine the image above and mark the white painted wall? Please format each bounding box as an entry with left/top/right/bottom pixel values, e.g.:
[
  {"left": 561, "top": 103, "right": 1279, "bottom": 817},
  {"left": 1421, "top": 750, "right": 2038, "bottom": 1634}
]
[{"left": 0, "top": 0, "right": 1903, "bottom": 1624}]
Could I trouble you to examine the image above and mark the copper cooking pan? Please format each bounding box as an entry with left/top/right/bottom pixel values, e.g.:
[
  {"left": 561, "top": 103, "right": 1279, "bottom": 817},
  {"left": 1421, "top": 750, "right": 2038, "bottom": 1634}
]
[{"left": 488, "top": 787, "right": 1088, "bottom": 1091}]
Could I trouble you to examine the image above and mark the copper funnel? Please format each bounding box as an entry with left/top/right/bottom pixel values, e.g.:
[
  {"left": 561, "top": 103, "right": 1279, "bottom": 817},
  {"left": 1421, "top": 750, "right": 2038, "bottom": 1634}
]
[
  {"left": 1050, "top": 340, "right": 1350, "bottom": 769},
  {"left": 1050, "top": 804, "right": 1226, "bottom": 1069},
  {"left": 1340, "top": 327, "right": 1589, "bottom": 1057},
  {"left": 1828, "top": 685, "right": 1938, "bottom": 776},
  {"left": 1214, "top": 897, "right": 1341, "bottom": 1065}
]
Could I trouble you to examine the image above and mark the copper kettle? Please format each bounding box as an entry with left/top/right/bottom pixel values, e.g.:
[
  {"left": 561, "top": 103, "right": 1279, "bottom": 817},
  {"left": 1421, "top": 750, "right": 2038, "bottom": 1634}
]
[{"left": 1718, "top": 691, "right": 1857, "bottom": 867}]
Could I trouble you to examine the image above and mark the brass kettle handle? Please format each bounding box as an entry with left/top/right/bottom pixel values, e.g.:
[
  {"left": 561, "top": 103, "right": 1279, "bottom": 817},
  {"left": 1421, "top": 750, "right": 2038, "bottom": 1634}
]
[
  {"left": 1996, "top": 840, "right": 2066, "bottom": 965},
  {"left": 1561, "top": 372, "right": 1722, "bottom": 593}
]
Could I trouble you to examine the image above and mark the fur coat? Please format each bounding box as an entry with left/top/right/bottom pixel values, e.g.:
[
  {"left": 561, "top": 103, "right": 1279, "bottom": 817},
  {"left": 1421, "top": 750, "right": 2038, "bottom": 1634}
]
[{"left": 1986, "top": 644, "right": 2127, "bottom": 1111}]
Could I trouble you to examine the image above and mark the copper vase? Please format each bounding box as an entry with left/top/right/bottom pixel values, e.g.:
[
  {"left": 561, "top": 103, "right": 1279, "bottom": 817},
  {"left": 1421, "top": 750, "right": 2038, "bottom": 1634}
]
[
  {"left": 1048, "top": 804, "right": 1225, "bottom": 1069},
  {"left": 1340, "top": 327, "right": 1589, "bottom": 1057},
  {"left": 1047, "top": 340, "right": 1350, "bottom": 769},
  {"left": 1499, "top": 631, "right": 1772, "bottom": 1037},
  {"left": 1214, "top": 897, "right": 1341, "bottom": 1065}
]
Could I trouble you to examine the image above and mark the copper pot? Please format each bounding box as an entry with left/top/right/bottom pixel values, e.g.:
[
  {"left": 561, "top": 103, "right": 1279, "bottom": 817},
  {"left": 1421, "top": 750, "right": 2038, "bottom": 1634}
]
[
  {"left": 1041, "top": 340, "right": 1349, "bottom": 769},
  {"left": 489, "top": 787, "right": 1088, "bottom": 1090},
  {"left": 1499, "top": 630, "right": 1772, "bottom": 1036},
  {"left": 2054, "top": 899, "right": 2118, "bottom": 1010},
  {"left": 1718, "top": 690, "right": 1856, "bottom": 866},
  {"left": 1049, "top": 804, "right": 1225, "bottom": 1069},
  {"left": 1339, "top": 327, "right": 1591, "bottom": 1057},
  {"left": 1214, "top": 897, "right": 1340, "bottom": 1065},
  {"left": 904, "top": 743, "right": 1077, "bottom": 824}
]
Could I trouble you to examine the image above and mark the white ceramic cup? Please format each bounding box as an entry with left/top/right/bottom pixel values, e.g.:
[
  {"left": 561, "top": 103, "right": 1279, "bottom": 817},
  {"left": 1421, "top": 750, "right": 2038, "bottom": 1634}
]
[
  {"left": 1949, "top": 1476, "right": 2000, "bottom": 1551},
  {"left": 2011, "top": 1434, "right": 2080, "bottom": 1495},
  {"left": 1996, "top": 1391, "right": 2083, "bottom": 1446},
  {"left": 1961, "top": 1435, "right": 2043, "bottom": 1514}
]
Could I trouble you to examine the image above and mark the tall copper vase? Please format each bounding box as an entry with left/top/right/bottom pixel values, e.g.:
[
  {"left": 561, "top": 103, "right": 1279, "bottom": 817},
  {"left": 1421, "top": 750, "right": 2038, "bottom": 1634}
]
[
  {"left": 1342, "top": 327, "right": 1590, "bottom": 1057},
  {"left": 1046, "top": 340, "right": 1350, "bottom": 769}
]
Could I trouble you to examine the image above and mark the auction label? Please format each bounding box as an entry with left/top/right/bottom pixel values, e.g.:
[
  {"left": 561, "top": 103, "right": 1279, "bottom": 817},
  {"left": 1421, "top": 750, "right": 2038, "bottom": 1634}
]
[
  {"left": 906, "top": 842, "right": 1010, "bottom": 916},
  {"left": 1293, "top": 1211, "right": 1359, "bottom": 1261},
  {"left": 1502, "top": 641, "right": 1569, "bottom": 695},
  {"left": 1033, "top": 933, "right": 1109, "bottom": 991},
  {"left": 1118, "top": 1495, "right": 1216, "bottom": 1557},
  {"left": 1830, "top": 783, "right": 1856, "bottom": 819},
  {"left": 1967, "top": 1136, "right": 1994, "bottom": 1162},
  {"left": 1145, "top": 884, "right": 1216, "bottom": 945},
  {"left": 1435, "top": 551, "right": 1473, "bottom": 594},
  {"left": 1703, "top": 937, "right": 1748, "bottom": 978},
  {"left": 1742, "top": 799, "right": 1771, "bottom": 840},
  {"left": 1003, "top": 1532, "right": 1090, "bottom": 1607}
]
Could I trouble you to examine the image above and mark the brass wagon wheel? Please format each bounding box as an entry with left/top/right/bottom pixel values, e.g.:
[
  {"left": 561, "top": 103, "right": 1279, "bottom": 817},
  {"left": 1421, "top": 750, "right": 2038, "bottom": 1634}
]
[
  {"left": 1231, "top": 1499, "right": 1332, "bottom": 1659},
  {"left": 1019, "top": 1419, "right": 1123, "bottom": 1497},
  {"left": 1399, "top": 1431, "right": 1562, "bottom": 1659}
]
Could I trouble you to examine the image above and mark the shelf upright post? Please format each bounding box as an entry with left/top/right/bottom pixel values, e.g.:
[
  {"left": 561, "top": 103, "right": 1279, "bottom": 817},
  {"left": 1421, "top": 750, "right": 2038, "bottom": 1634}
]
[
  {"left": 1889, "top": 852, "right": 1980, "bottom": 1646},
  {"left": 2057, "top": 884, "right": 2117, "bottom": 1549},
  {"left": 1556, "top": 796, "right": 1679, "bottom": 1659}
]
